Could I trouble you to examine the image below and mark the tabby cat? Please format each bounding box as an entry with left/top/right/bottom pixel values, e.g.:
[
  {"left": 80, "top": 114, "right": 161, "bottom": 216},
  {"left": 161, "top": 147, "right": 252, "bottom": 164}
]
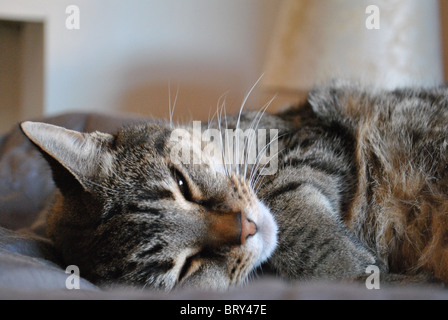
[{"left": 20, "top": 82, "right": 448, "bottom": 290}]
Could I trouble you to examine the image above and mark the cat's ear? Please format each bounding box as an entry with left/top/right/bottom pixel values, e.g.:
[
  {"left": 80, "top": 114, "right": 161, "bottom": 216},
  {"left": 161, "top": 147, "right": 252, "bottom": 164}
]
[{"left": 20, "top": 121, "right": 114, "bottom": 189}]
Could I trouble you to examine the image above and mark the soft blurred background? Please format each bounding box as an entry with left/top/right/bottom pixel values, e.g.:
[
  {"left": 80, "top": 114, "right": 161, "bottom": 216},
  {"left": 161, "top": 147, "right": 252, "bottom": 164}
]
[{"left": 1, "top": 0, "right": 448, "bottom": 134}]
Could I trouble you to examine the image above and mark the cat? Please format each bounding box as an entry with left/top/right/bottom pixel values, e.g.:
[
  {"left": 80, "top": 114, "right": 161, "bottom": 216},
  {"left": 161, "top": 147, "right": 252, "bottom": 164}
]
[{"left": 20, "top": 81, "right": 448, "bottom": 290}]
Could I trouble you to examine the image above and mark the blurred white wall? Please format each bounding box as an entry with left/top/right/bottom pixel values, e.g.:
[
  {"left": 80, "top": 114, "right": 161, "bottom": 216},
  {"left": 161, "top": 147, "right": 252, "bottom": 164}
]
[
  {"left": 0, "top": 0, "right": 282, "bottom": 123},
  {"left": 264, "top": 0, "right": 444, "bottom": 92},
  {"left": 2, "top": 0, "right": 447, "bottom": 131}
]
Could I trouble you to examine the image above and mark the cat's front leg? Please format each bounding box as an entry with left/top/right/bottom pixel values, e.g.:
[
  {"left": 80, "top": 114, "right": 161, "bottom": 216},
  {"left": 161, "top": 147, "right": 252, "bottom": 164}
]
[{"left": 258, "top": 166, "right": 378, "bottom": 281}]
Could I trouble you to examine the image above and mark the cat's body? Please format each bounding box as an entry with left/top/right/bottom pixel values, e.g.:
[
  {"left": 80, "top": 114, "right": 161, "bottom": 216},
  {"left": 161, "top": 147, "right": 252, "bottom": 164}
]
[
  {"left": 261, "top": 84, "right": 448, "bottom": 283},
  {"left": 20, "top": 82, "right": 448, "bottom": 290}
]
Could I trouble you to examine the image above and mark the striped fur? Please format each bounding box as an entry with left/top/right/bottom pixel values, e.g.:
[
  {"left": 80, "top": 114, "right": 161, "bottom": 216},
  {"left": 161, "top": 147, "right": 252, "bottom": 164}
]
[
  {"left": 260, "top": 82, "right": 448, "bottom": 284},
  {"left": 20, "top": 81, "right": 448, "bottom": 290}
]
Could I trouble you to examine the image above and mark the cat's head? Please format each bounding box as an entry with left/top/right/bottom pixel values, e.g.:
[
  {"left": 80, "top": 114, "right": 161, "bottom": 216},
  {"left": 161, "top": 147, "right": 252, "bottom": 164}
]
[{"left": 20, "top": 120, "right": 277, "bottom": 290}]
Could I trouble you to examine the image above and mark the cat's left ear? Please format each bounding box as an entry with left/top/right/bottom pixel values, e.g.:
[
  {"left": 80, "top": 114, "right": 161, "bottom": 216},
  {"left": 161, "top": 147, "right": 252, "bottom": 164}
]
[{"left": 20, "top": 121, "right": 114, "bottom": 189}]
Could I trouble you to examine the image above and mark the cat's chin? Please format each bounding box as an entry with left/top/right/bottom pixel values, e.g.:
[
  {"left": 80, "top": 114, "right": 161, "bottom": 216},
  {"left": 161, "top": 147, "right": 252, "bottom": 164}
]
[{"left": 254, "top": 201, "right": 278, "bottom": 264}]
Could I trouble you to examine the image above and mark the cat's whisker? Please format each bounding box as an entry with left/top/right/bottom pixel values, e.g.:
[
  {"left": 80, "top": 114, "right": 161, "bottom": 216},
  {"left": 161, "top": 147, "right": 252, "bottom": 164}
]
[
  {"left": 222, "top": 99, "right": 232, "bottom": 177},
  {"left": 216, "top": 92, "right": 231, "bottom": 178},
  {"left": 249, "top": 132, "right": 283, "bottom": 187},
  {"left": 254, "top": 175, "right": 268, "bottom": 196},
  {"left": 249, "top": 143, "right": 278, "bottom": 187},
  {"left": 172, "top": 85, "right": 179, "bottom": 124},
  {"left": 218, "top": 99, "right": 234, "bottom": 177},
  {"left": 168, "top": 82, "right": 179, "bottom": 128},
  {"left": 252, "top": 149, "right": 284, "bottom": 192},
  {"left": 243, "top": 94, "right": 277, "bottom": 179},
  {"left": 252, "top": 147, "right": 285, "bottom": 194},
  {"left": 242, "top": 109, "right": 264, "bottom": 180},
  {"left": 168, "top": 81, "right": 172, "bottom": 127},
  {"left": 251, "top": 131, "right": 284, "bottom": 179},
  {"left": 234, "top": 75, "right": 264, "bottom": 177},
  {"left": 247, "top": 265, "right": 260, "bottom": 285},
  {"left": 207, "top": 107, "right": 218, "bottom": 130},
  {"left": 222, "top": 98, "right": 232, "bottom": 177}
]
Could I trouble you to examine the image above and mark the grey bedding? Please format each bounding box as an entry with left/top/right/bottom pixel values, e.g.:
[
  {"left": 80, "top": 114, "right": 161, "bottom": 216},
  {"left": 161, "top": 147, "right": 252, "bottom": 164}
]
[{"left": 0, "top": 112, "right": 446, "bottom": 300}]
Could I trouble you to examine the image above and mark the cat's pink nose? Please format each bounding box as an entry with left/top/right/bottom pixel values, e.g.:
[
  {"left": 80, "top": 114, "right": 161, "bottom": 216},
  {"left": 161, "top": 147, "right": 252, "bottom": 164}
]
[
  {"left": 205, "top": 210, "right": 257, "bottom": 247},
  {"left": 240, "top": 212, "right": 257, "bottom": 245}
]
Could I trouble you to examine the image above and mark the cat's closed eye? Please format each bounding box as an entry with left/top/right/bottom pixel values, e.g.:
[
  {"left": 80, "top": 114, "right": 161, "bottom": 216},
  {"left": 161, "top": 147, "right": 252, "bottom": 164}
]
[{"left": 178, "top": 251, "right": 202, "bottom": 284}]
